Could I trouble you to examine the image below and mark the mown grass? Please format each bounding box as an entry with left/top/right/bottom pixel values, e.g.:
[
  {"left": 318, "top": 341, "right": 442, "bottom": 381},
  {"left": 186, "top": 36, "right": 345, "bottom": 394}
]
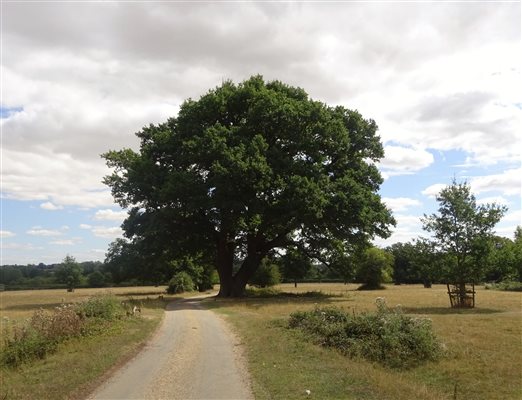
[
  {"left": 0, "top": 286, "right": 194, "bottom": 399},
  {"left": 203, "top": 283, "right": 522, "bottom": 400}
]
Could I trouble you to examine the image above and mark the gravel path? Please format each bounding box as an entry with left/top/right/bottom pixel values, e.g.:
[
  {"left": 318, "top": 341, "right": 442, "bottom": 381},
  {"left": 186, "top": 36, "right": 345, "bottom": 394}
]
[{"left": 89, "top": 296, "right": 253, "bottom": 400}]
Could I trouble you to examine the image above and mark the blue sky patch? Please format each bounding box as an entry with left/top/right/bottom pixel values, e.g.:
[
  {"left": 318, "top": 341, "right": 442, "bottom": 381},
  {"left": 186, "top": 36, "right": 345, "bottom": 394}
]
[{"left": 0, "top": 106, "right": 23, "bottom": 119}]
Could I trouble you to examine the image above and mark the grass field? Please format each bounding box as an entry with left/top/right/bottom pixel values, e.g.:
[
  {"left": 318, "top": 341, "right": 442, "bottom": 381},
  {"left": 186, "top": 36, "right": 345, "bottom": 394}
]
[
  {"left": 204, "top": 283, "right": 522, "bottom": 400},
  {"left": 1, "top": 284, "right": 520, "bottom": 399},
  {"left": 0, "top": 286, "right": 184, "bottom": 399}
]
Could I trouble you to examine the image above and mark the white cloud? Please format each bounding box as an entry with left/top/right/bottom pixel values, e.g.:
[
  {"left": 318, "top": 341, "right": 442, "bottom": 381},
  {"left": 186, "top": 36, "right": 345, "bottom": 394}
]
[
  {"left": 377, "top": 45, "right": 520, "bottom": 166},
  {"left": 476, "top": 196, "right": 510, "bottom": 206},
  {"left": 470, "top": 168, "right": 522, "bottom": 197},
  {"left": 380, "top": 146, "right": 434, "bottom": 176},
  {"left": 80, "top": 223, "right": 122, "bottom": 239},
  {"left": 421, "top": 184, "right": 447, "bottom": 199},
  {"left": 26, "top": 228, "right": 62, "bottom": 237},
  {"left": 0, "top": 230, "right": 16, "bottom": 238},
  {"left": 2, "top": 149, "right": 116, "bottom": 208},
  {"left": 495, "top": 210, "right": 521, "bottom": 239},
  {"left": 501, "top": 209, "right": 522, "bottom": 224},
  {"left": 40, "top": 201, "right": 63, "bottom": 210},
  {"left": 49, "top": 239, "right": 78, "bottom": 246},
  {"left": 94, "top": 209, "right": 127, "bottom": 221},
  {"left": 1, "top": 242, "right": 44, "bottom": 251},
  {"left": 1, "top": 2, "right": 519, "bottom": 262},
  {"left": 374, "top": 213, "right": 424, "bottom": 247},
  {"left": 382, "top": 197, "right": 422, "bottom": 212},
  {"left": 91, "top": 226, "right": 123, "bottom": 239}
]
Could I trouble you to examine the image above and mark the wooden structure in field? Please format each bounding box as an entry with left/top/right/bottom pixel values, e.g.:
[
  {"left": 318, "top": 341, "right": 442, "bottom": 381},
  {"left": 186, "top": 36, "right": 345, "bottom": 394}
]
[{"left": 447, "top": 283, "right": 475, "bottom": 308}]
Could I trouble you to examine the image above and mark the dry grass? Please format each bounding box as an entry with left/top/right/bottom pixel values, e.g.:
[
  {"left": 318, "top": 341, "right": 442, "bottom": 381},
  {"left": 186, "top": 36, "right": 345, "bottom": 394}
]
[
  {"left": 2, "top": 284, "right": 519, "bottom": 399},
  {"left": 204, "top": 283, "right": 522, "bottom": 400},
  {"left": 0, "top": 286, "right": 172, "bottom": 322}
]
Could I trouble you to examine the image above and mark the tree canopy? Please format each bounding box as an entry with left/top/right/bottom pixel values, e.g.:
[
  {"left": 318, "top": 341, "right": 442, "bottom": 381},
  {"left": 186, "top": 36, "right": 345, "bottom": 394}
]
[
  {"left": 55, "top": 255, "right": 82, "bottom": 292},
  {"left": 422, "top": 180, "right": 507, "bottom": 285},
  {"left": 103, "top": 76, "right": 395, "bottom": 296}
]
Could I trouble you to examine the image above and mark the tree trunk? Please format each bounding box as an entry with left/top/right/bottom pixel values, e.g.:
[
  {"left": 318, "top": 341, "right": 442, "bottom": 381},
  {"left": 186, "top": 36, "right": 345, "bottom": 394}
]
[
  {"left": 215, "top": 231, "right": 274, "bottom": 297},
  {"left": 215, "top": 234, "right": 236, "bottom": 297},
  {"left": 215, "top": 238, "right": 265, "bottom": 297}
]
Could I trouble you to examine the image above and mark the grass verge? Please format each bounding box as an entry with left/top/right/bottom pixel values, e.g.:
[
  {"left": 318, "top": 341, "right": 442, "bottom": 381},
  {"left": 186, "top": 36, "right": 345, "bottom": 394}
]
[
  {"left": 0, "top": 287, "right": 176, "bottom": 399},
  {"left": 203, "top": 283, "right": 522, "bottom": 400}
]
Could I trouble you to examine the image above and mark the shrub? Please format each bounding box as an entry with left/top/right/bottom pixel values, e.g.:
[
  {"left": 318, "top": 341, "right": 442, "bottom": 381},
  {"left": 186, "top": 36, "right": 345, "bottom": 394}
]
[
  {"left": 76, "top": 294, "right": 125, "bottom": 321},
  {"left": 249, "top": 259, "right": 281, "bottom": 288},
  {"left": 484, "top": 281, "right": 522, "bottom": 292},
  {"left": 167, "top": 272, "right": 195, "bottom": 294},
  {"left": 289, "top": 298, "right": 442, "bottom": 369},
  {"left": 355, "top": 247, "right": 394, "bottom": 290},
  {"left": 31, "top": 306, "right": 84, "bottom": 339},
  {"left": 1, "top": 325, "right": 58, "bottom": 367},
  {"left": 1, "top": 294, "right": 126, "bottom": 367},
  {"left": 1, "top": 305, "right": 84, "bottom": 367}
]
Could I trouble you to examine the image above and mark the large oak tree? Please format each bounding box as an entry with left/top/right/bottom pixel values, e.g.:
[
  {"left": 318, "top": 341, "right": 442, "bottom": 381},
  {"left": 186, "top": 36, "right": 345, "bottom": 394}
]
[{"left": 103, "top": 76, "right": 394, "bottom": 297}]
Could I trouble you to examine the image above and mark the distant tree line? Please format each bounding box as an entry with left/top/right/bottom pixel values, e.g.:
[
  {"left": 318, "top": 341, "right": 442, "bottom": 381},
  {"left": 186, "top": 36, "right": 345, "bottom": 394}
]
[
  {"left": 2, "top": 225, "right": 520, "bottom": 292},
  {"left": 0, "top": 259, "right": 108, "bottom": 290}
]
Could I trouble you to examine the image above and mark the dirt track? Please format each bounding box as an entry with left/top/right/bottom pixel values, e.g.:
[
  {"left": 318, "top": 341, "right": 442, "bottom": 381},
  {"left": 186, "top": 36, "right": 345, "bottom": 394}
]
[{"left": 89, "top": 297, "right": 253, "bottom": 400}]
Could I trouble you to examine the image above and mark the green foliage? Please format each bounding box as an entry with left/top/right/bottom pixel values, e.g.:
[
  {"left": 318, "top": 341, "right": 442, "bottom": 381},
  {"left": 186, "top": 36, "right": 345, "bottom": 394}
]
[
  {"left": 328, "top": 253, "right": 355, "bottom": 284},
  {"left": 104, "top": 238, "right": 155, "bottom": 284},
  {"left": 289, "top": 299, "right": 442, "bottom": 369},
  {"left": 103, "top": 75, "right": 395, "bottom": 297},
  {"left": 484, "top": 281, "right": 522, "bottom": 292},
  {"left": 422, "top": 180, "right": 507, "bottom": 285},
  {"left": 279, "top": 249, "right": 312, "bottom": 286},
  {"left": 169, "top": 256, "right": 214, "bottom": 292},
  {"left": 356, "top": 247, "right": 394, "bottom": 290},
  {"left": 166, "top": 272, "right": 195, "bottom": 294},
  {"left": 249, "top": 258, "right": 281, "bottom": 288},
  {"left": 1, "top": 325, "right": 57, "bottom": 367},
  {"left": 87, "top": 270, "right": 109, "bottom": 287},
  {"left": 76, "top": 295, "right": 125, "bottom": 321},
  {"left": 55, "top": 255, "right": 82, "bottom": 291},
  {"left": 1, "top": 295, "right": 126, "bottom": 367}
]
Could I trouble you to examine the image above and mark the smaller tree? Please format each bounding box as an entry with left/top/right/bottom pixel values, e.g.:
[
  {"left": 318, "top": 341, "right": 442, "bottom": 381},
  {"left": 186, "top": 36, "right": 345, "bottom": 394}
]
[
  {"left": 356, "top": 247, "right": 394, "bottom": 290},
  {"left": 411, "top": 239, "right": 442, "bottom": 288},
  {"left": 88, "top": 270, "right": 109, "bottom": 287},
  {"left": 329, "top": 253, "right": 355, "bottom": 284},
  {"left": 388, "top": 242, "right": 419, "bottom": 284},
  {"left": 249, "top": 258, "right": 281, "bottom": 288},
  {"left": 279, "top": 249, "right": 312, "bottom": 288},
  {"left": 484, "top": 236, "right": 515, "bottom": 282},
  {"left": 55, "top": 255, "right": 82, "bottom": 292},
  {"left": 422, "top": 180, "right": 507, "bottom": 307},
  {"left": 513, "top": 226, "right": 522, "bottom": 282},
  {"left": 104, "top": 239, "right": 142, "bottom": 284}
]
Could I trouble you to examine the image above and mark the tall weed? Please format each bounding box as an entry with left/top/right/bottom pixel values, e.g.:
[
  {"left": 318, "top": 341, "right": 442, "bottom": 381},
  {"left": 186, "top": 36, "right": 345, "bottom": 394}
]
[{"left": 1, "top": 294, "right": 126, "bottom": 367}]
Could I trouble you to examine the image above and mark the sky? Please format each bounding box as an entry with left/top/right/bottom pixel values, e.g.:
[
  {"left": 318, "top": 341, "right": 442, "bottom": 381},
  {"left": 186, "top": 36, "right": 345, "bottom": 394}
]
[{"left": 1, "top": 1, "right": 520, "bottom": 265}]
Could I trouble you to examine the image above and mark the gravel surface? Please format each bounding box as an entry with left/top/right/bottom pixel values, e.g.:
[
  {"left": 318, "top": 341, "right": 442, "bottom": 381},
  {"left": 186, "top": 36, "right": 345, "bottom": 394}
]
[{"left": 89, "top": 296, "right": 253, "bottom": 400}]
